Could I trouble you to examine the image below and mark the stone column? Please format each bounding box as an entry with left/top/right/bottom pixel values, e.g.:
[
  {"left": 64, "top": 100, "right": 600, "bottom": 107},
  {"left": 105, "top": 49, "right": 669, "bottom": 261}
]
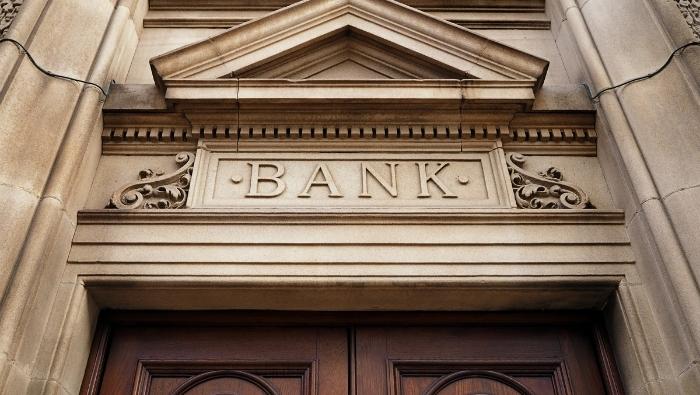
[
  {"left": 550, "top": 0, "right": 700, "bottom": 392},
  {"left": 0, "top": 0, "right": 145, "bottom": 393}
]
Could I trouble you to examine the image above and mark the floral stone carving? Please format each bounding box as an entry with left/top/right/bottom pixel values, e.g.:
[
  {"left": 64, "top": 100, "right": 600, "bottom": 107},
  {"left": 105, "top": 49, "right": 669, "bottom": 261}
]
[
  {"left": 107, "top": 152, "right": 195, "bottom": 209},
  {"left": 506, "top": 152, "right": 593, "bottom": 209},
  {"left": 0, "top": 0, "right": 23, "bottom": 36}
]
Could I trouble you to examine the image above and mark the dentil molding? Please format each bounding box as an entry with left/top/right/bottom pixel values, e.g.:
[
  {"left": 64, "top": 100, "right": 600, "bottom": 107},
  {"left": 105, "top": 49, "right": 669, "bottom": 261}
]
[{"left": 100, "top": 123, "right": 598, "bottom": 156}]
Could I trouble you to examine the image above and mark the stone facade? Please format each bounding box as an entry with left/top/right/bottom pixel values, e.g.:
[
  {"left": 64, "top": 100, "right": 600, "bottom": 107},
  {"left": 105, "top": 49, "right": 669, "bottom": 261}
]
[{"left": 0, "top": 0, "right": 699, "bottom": 394}]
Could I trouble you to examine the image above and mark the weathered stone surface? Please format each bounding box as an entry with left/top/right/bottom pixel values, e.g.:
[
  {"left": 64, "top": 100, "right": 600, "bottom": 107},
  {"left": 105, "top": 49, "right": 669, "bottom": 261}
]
[
  {"left": 189, "top": 150, "right": 510, "bottom": 209},
  {"left": 2, "top": 0, "right": 700, "bottom": 394}
]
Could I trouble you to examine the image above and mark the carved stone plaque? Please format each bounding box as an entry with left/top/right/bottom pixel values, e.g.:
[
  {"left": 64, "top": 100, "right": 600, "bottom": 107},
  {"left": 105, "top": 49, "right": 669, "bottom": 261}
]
[{"left": 188, "top": 145, "right": 511, "bottom": 209}]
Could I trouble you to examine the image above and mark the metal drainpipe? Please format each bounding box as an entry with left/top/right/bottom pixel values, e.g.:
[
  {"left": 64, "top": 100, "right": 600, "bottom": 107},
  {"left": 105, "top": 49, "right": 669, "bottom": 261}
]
[
  {"left": 558, "top": 0, "right": 700, "bottom": 360},
  {"left": 0, "top": 0, "right": 134, "bottom": 387}
]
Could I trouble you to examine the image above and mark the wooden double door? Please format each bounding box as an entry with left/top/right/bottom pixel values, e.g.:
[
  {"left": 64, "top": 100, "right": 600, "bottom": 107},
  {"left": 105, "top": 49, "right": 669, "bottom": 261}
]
[{"left": 81, "top": 312, "right": 623, "bottom": 395}]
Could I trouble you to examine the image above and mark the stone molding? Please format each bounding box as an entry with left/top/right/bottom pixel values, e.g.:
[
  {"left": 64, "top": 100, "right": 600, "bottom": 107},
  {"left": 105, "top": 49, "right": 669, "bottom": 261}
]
[
  {"left": 77, "top": 208, "right": 625, "bottom": 225},
  {"left": 162, "top": 79, "right": 539, "bottom": 111},
  {"left": 149, "top": 0, "right": 549, "bottom": 92},
  {"left": 0, "top": 0, "right": 22, "bottom": 36},
  {"left": 143, "top": 11, "right": 551, "bottom": 30},
  {"left": 101, "top": 123, "right": 598, "bottom": 156},
  {"left": 148, "top": 0, "right": 545, "bottom": 11}
]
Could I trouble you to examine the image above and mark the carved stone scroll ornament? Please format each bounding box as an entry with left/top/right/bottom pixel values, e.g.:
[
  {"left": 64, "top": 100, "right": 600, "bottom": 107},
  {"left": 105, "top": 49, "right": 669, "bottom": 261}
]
[
  {"left": 506, "top": 152, "right": 594, "bottom": 209},
  {"left": 107, "top": 152, "right": 195, "bottom": 209},
  {"left": 0, "top": 0, "right": 23, "bottom": 36},
  {"left": 675, "top": 0, "right": 700, "bottom": 38}
]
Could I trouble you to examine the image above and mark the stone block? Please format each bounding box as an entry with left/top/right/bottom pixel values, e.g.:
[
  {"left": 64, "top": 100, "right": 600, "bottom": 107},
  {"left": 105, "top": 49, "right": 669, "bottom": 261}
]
[
  {"left": 595, "top": 116, "right": 642, "bottom": 221},
  {"left": 29, "top": 282, "right": 79, "bottom": 385},
  {"left": 553, "top": 18, "right": 590, "bottom": 84},
  {"left": 626, "top": 209, "right": 700, "bottom": 377},
  {"left": 545, "top": 0, "right": 565, "bottom": 39},
  {"left": 664, "top": 187, "right": 700, "bottom": 281},
  {"left": 679, "top": 363, "right": 700, "bottom": 395},
  {"left": 1, "top": 363, "right": 31, "bottom": 395},
  {"left": 85, "top": 155, "right": 182, "bottom": 209},
  {"left": 13, "top": 212, "right": 75, "bottom": 370},
  {"left": 103, "top": 84, "right": 167, "bottom": 110},
  {"left": 614, "top": 66, "right": 700, "bottom": 198},
  {"left": 55, "top": 295, "right": 98, "bottom": 395},
  {"left": 125, "top": 28, "right": 225, "bottom": 83},
  {"left": 0, "top": 186, "right": 38, "bottom": 293},
  {"left": 64, "top": 121, "right": 103, "bottom": 221},
  {"left": 579, "top": 0, "right": 670, "bottom": 84},
  {"left": 485, "top": 32, "right": 571, "bottom": 85},
  {"left": 28, "top": 0, "right": 114, "bottom": 77},
  {"left": 512, "top": 155, "right": 615, "bottom": 209},
  {"left": 0, "top": 63, "right": 79, "bottom": 194},
  {"left": 605, "top": 288, "right": 650, "bottom": 394},
  {"left": 532, "top": 84, "right": 594, "bottom": 111}
]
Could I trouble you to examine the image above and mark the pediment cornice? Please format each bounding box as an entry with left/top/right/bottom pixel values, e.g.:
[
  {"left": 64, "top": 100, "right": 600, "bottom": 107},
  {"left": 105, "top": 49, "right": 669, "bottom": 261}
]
[
  {"left": 149, "top": 0, "right": 544, "bottom": 12},
  {"left": 150, "top": 0, "right": 549, "bottom": 105}
]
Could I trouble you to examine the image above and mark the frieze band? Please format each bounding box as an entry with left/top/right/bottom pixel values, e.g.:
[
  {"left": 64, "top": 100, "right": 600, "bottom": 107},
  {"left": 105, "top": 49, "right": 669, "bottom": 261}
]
[{"left": 104, "top": 149, "right": 594, "bottom": 210}]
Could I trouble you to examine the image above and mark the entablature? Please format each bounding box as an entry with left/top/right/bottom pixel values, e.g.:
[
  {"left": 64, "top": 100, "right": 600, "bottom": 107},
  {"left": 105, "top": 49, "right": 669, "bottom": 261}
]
[
  {"left": 148, "top": 0, "right": 545, "bottom": 11},
  {"left": 145, "top": 0, "right": 550, "bottom": 30}
]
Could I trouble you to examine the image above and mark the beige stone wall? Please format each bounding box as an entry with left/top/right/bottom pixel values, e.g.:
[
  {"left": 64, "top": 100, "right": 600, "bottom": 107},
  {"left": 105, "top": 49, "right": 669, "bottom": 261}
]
[
  {"left": 548, "top": 0, "right": 700, "bottom": 391},
  {"left": 0, "top": 0, "right": 147, "bottom": 393},
  {"left": 0, "top": 0, "right": 699, "bottom": 394}
]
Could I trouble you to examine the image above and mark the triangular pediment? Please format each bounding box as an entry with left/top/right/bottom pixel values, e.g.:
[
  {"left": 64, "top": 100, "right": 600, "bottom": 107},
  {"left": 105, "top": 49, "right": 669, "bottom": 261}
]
[
  {"left": 150, "top": 0, "right": 549, "bottom": 89},
  {"left": 225, "top": 28, "right": 469, "bottom": 80}
]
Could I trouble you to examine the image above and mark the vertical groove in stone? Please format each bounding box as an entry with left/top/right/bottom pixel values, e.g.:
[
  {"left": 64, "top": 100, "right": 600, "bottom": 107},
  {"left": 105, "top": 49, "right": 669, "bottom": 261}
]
[
  {"left": 0, "top": 0, "right": 23, "bottom": 36},
  {"left": 675, "top": 0, "right": 700, "bottom": 38}
]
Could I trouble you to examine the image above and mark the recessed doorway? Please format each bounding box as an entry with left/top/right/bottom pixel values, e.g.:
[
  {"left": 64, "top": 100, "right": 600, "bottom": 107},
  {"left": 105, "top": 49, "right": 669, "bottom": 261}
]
[{"left": 81, "top": 311, "right": 623, "bottom": 395}]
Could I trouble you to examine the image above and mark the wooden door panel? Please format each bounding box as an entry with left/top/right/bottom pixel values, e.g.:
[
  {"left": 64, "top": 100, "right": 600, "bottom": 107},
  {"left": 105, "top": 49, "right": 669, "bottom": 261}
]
[
  {"left": 355, "top": 326, "right": 608, "bottom": 395},
  {"left": 135, "top": 362, "right": 312, "bottom": 395},
  {"left": 83, "top": 312, "right": 622, "bottom": 395},
  {"left": 393, "top": 364, "right": 559, "bottom": 395},
  {"left": 96, "top": 326, "right": 347, "bottom": 395}
]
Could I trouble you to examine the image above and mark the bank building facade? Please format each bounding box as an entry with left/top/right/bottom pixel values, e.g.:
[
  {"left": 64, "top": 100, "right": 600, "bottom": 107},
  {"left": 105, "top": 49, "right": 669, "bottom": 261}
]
[{"left": 1, "top": 0, "right": 700, "bottom": 394}]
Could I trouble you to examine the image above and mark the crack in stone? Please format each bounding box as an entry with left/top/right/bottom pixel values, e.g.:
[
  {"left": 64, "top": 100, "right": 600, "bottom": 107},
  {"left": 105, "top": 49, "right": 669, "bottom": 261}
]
[
  {"left": 663, "top": 183, "right": 700, "bottom": 200},
  {"left": 0, "top": 181, "right": 39, "bottom": 199}
]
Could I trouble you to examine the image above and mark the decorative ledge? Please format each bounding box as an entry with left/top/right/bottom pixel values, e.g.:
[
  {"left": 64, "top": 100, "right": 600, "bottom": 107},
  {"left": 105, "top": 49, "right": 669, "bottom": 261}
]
[
  {"left": 143, "top": 10, "right": 550, "bottom": 30},
  {"left": 102, "top": 124, "right": 597, "bottom": 156},
  {"left": 78, "top": 208, "right": 625, "bottom": 225},
  {"left": 148, "top": 0, "right": 545, "bottom": 11}
]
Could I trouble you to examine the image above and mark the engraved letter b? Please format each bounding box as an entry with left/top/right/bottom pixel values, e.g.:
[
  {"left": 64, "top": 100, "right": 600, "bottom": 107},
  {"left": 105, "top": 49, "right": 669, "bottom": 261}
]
[{"left": 246, "top": 162, "right": 286, "bottom": 197}]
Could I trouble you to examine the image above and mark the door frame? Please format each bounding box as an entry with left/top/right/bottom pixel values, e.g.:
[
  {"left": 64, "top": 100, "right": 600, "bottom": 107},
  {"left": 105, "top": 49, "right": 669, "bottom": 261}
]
[{"left": 80, "top": 310, "right": 624, "bottom": 395}]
